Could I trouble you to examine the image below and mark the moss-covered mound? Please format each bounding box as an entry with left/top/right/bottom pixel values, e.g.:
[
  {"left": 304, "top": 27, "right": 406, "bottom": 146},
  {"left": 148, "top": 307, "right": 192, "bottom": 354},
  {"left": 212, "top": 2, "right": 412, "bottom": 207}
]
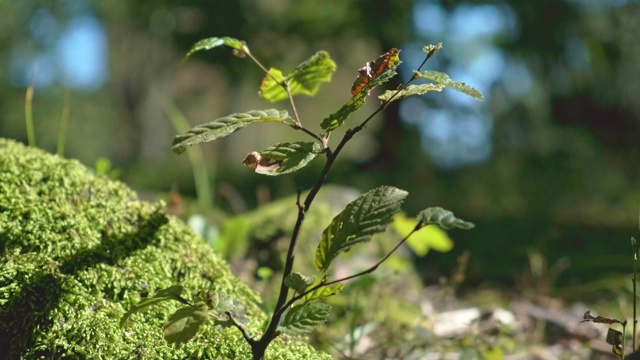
[{"left": 0, "top": 138, "right": 331, "bottom": 359}]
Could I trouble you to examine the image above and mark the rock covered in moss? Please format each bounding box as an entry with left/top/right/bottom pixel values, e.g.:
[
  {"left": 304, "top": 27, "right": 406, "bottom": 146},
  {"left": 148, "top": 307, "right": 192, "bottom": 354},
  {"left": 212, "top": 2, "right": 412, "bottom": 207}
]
[{"left": 0, "top": 138, "right": 332, "bottom": 359}]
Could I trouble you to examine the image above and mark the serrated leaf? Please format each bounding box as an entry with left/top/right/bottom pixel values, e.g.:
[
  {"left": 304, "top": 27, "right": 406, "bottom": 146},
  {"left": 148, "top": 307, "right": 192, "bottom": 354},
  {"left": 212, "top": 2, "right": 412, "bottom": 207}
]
[
  {"left": 164, "top": 302, "right": 209, "bottom": 347},
  {"left": 378, "top": 83, "right": 445, "bottom": 103},
  {"left": 120, "top": 285, "right": 186, "bottom": 327},
  {"left": 285, "top": 272, "right": 316, "bottom": 295},
  {"left": 278, "top": 302, "right": 331, "bottom": 336},
  {"left": 393, "top": 213, "right": 453, "bottom": 257},
  {"left": 210, "top": 292, "right": 234, "bottom": 314},
  {"left": 417, "top": 207, "right": 475, "bottom": 230},
  {"left": 417, "top": 70, "right": 484, "bottom": 101},
  {"left": 260, "top": 51, "right": 337, "bottom": 102},
  {"left": 172, "top": 110, "right": 289, "bottom": 154},
  {"left": 320, "top": 63, "right": 400, "bottom": 132},
  {"left": 183, "top": 37, "right": 245, "bottom": 62},
  {"left": 315, "top": 186, "right": 408, "bottom": 272},
  {"left": 422, "top": 43, "right": 443, "bottom": 58},
  {"left": 242, "top": 141, "right": 322, "bottom": 176},
  {"left": 304, "top": 283, "right": 344, "bottom": 302}
]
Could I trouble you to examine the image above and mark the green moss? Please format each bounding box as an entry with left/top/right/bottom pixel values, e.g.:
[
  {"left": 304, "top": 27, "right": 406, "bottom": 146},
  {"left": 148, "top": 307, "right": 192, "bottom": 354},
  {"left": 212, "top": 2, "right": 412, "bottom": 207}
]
[{"left": 0, "top": 138, "right": 332, "bottom": 359}]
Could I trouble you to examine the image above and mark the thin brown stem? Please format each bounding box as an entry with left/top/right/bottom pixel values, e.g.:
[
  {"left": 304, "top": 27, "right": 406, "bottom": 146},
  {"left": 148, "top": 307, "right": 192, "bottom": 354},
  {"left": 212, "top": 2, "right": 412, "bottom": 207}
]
[
  {"left": 225, "top": 311, "right": 256, "bottom": 346},
  {"left": 293, "top": 125, "right": 323, "bottom": 142},
  {"left": 251, "top": 49, "right": 436, "bottom": 360},
  {"left": 243, "top": 47, "right": 270, "bottom": 75},
  {"left": 282, "top": 223, "right": 422, "bottom": 310},
  {"left": 282, "top": 81, "right": 302, "bottom": 126}
]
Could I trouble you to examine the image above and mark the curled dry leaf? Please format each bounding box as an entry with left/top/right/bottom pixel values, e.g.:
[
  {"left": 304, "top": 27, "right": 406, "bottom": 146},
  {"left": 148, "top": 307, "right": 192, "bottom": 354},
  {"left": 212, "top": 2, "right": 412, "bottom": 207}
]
[
  {"left": 232, "top": 48, "right": 246, "bottom": 58},
  {"left": 242, "top": 151, "right": 282, "bottom": 173},
  {"left": 351, "top": 48, "right": 400, "bottom": 96},
  {"left": 581, "top": 309, "right": 622, "bottom": 325}
]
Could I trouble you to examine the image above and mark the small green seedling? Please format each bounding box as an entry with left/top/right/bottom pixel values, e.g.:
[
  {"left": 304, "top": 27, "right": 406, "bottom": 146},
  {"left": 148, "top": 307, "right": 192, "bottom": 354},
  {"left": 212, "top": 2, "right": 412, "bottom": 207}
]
[{"left": 121, "top": 36, "right": 482, "bottom": 360}]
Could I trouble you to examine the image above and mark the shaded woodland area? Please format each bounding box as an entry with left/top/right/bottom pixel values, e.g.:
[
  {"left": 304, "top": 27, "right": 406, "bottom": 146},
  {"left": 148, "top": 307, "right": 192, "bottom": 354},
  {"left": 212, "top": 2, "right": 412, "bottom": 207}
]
[{"left": 2, "top": 0, "right": 640, "bottom": 358}]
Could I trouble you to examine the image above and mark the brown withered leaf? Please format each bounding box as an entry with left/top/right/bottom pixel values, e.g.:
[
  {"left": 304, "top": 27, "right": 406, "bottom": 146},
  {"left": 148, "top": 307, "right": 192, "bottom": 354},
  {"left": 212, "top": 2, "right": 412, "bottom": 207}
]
[
  {"left": 242, "top": 151, "right": 282, "bottom": 173},
  {"left": 581, "top": 310, "right": 622, "bottom": 325}
]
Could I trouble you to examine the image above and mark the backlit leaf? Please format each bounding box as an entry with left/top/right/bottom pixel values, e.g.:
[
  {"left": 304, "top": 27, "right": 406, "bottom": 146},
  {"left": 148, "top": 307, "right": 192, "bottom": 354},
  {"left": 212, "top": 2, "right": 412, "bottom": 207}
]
[
  {"left": 304, "top": 283, "right": 344, "bottom": 302},
  {"left": 242, "top": 141, "right": 322, "bottom": 176},
  {"left": 210, "top": 292, "right": 234, "bottom": 314},
  {"left": 315, "top": 186, "right": 408, "bottom": 272},
  {"left": 120, "top": 285, "right": 186, "bottom": 327},
  {"left": 278, "top": 302, "right": 331, "bottom": 336},
  {"left": 417, "top": 207, "right": 475, "bottom": 230},
  {"left": 422, "top": 43, "right": 443, "bottom": 58},
  {"left": 378, "top": 83, "right": 445, "bottom": 103},
  {"left": 260, "top": 51, "right": 337, "bottom": 102},
  {"left": 393, "top": 212, "right": 453, "bottom": 257},
  {"left": 183, "top": 37, "right": 245, "bottom": 62},
  {"left": 416, "top": 70, "right": 484, "bottom": 101},
  {"left": 172, "top": 110, "right": 289, "bottom": 154},
  {"left": 259, "top": 68, "right": 285, "bottom": 101},
  {"left": 285, "top": 272, "right": 317, "bottom": 295},
  {"left": 164, "top": 302, "right": 209, "bottom": 347}
]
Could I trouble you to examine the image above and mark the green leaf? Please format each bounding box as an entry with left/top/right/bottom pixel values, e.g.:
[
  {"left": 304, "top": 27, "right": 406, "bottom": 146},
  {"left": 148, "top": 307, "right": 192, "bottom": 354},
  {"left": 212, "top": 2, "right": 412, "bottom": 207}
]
[
  {"left": 285, "top": 272, "right": 317, "bottom": 295},
  {"left": 416, "top": 70, "right": 484, "bottom": 101},
  {"left": 320, "top": 64, "right": 399, "bottom": 132},
  {"left": 304, "top": 283, "right": 344, "bottom": 302},
  {"left": 183, "top": 37, "right": 245, "bottom": 62},
  {"left": 278, "top": 302, "right": 331, "bottom": 336},
  {"left": 243, "top": 141, "right": 322, "bottom": 176},
  {"left": 259, "top": 68, "right": 286, "bottom": 101},
  {"left": 120, "top": 285, "right": 186, "bottom": 327},
  {"left": 417, "top": 207, "right": 475, "bottom": 230},
  {"left": 260, "top": 51, "right": 337, "bottom": 102},
  {"left": 315, "top": 186, "right": 408, "bottom": 272},
  {"left": 378, "top": 83, "right": 445, "bottom": 103},
  {"left": 164, "top": 302, "right": 209, "bottom": 347},
  {"left": 210, "top": 292, "right": 234, "bottom": 314},
  {"left": 422, "top": 43, "right": 443, "bottom": 58},
  {"left": 172, "top": 110, "right": 289, "bottom": 154},
  {"left": 392, "top": 213, "right": 453, "bottom": 257}
]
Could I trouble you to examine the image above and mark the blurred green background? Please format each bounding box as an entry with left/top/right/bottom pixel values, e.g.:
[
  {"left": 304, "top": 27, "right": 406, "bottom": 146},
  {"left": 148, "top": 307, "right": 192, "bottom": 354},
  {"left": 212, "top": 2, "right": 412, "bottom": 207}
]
[{"left": 2, "top": 0, "right": 639, "bottom": 289}]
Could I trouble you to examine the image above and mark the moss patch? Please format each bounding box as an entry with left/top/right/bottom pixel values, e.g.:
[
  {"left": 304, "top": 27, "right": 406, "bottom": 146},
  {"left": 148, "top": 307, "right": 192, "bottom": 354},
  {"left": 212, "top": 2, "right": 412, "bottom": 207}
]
[{"left": 0, "top": 138, "right": 331, "bottom": 359}]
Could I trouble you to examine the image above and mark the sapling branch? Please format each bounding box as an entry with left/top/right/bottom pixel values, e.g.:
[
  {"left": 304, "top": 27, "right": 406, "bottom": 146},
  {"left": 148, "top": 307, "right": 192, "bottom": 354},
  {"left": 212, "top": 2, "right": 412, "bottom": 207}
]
[
  {"left": 167, "top": 39, "right": 481, "bottom": 360},
  {"left": 281, "top": 81, "right": 302, "bottom": 127},
  {"left": 258, "top": 53, "right": 436, "bottom": 346},
  {"left": 380, "top": 51, "right": 434, "bottom": 110},
  {"left": 256, "top": 150, "right": 332, "bottom": 348},
  {"left": 242, "top": 46, "right": 270, "bottom": 75},
  {"left": 225, "top": 311, "right": 256, "bottom": 346},
  {"left": 355, "top": 50, "right": 435, "bottom": 127},
  {"left": 254, "top": 75, "right": 397, "bottom": 349},
  {"left": 282, "top": 222, "right": 423, "bottom": 310},
  {"left": 293, "top": 125, "right": 323, "bottom": 143}
]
